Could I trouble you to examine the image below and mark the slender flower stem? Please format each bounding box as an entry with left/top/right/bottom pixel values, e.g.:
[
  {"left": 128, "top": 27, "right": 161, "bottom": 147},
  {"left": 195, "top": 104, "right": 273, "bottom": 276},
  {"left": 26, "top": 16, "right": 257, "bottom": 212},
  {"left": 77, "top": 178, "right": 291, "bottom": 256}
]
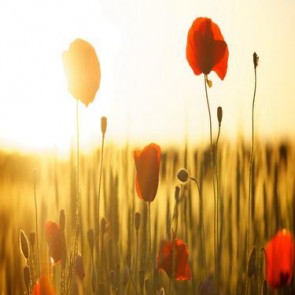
[
  {"left": 247, "top": 65, "right": 257, "bottom": 255},
  {"left": 204, "top": 75, "right": 217, "bottom": 280},
  {"left": 215, "top": 124, "right": 221, "bottom": 274},
  {"left": 74, "top": 99, "right": 80, "bottom": 260},
  {"left": 245, "top": 56, "right": 257, "bottom": 295},
  {"left": 96, "top": 129, "right": 105, "bottom": 286},
  {"left": 33, "top": 171, "right": 40, "bottom": 280},
  {"left": 190, "top": 177, "right": 208, "bottom": 276},
  {"left": 148, "top": 202, "right": 152, "bottom": 270}
]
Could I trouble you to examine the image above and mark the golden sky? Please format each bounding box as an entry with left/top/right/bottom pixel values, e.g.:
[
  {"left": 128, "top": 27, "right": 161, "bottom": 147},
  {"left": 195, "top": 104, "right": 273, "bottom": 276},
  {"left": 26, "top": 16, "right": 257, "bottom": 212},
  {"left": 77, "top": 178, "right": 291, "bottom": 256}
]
[{"left": 0, "top": 0, "right": 294, "bottom": 154}]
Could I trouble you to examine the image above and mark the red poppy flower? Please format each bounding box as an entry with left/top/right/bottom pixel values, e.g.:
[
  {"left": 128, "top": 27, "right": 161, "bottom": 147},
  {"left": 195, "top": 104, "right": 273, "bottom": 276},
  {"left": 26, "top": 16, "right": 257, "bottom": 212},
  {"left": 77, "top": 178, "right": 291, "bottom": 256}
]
[
  {"left": 265, "top": 229, "right": 295, "bottom": 289},
  {"left": 32, "top": 275, "right": 55, "bottom": 295},
  {"left": 157, "top": 239, "right": 192, "bottom": 280},
  {"left": 62, "top": 39, "right": 101, "bottom": 106},
  {"left": 186, "top": 17, "right": 229, "bottom": 80},
  {"left": 44, "top": 221, "right": 62, "bottom": 264},
  {"left": 134, "top": 143, "right": 161, "bottom": 202}
]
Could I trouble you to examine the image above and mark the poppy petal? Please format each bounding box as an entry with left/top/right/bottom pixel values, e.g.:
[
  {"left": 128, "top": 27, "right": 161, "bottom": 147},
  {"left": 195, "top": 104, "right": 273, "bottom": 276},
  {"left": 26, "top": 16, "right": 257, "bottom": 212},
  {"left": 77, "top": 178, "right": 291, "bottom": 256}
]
[
  {"left": 186, "top": 17, "right": 228, "bottom": 79},
  {"left": 134, "top": 143, "right": 161, "bottom": 202},
  {"left": 265, "top": 229, "right": 295, "bottom": 289}
]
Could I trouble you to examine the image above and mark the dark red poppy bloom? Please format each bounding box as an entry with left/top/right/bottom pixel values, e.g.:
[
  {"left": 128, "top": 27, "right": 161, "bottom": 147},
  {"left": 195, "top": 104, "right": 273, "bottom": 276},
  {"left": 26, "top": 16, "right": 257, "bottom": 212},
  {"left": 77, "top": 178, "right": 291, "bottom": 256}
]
[
  {"left": 44, "top": 221, "right": 62, "bottom": 264},
  {"left": 157, "top": 239, "right": 192, "bottom": 280},
  {"left": 32, "top": 275, "right": 55, "bottom": 295},
  {"left": 265, "top": 229, "right": 295, "bottom": 289},
  {"left": 186, "top": 17, "right": 229, "bottom": 80},
  {"left": 62, "top": 39, "right": 101, "bottom": 106},
  {"left": 134, "top": 143, "right": 161, "bottom": 202}
]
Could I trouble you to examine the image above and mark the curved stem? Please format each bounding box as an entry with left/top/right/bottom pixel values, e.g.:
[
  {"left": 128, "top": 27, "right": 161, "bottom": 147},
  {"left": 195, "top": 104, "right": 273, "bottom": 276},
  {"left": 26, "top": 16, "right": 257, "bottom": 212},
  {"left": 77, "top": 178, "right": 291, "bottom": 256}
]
[
  {"left": 247, "top": 68, "right": 257, "bottom": 253},
  {"left": 204, "top": 75, "right": 217, "bottom": 280},
  {"left": 245, "top": 65, "right": 257, "bottom": 295}
]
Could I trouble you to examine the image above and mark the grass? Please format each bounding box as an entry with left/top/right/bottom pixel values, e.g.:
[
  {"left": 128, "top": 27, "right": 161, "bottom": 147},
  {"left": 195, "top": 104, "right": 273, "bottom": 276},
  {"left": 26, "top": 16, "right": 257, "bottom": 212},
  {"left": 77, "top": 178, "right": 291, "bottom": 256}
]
[{"left": 0, "top": 139, "right": 294, "bottom": 294}]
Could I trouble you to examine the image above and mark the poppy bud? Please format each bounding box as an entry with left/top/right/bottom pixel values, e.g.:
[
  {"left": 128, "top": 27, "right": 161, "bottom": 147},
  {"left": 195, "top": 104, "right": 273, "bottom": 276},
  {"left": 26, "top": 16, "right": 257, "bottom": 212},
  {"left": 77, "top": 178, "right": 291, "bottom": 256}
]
[
  {"left": 253, "top": 52, "right": 259, "bottom": 69},
  {"left": 29, "top": 232, "right": 35, "bottom": 248},
  {"left": 101, "top": 116, "right": 107, "bottom": 136},
  {"left": 247, "top": 246, "right": 257, "bottom": 278},
  {"left": 174, "top": 186, "right": 180, "bottom": 203},
  {"left": 20, "top": 230, "right": 30, "bottom": 260},
  {"left": 87, "top": 229, "right": 94, "bottom": 251},
  {"left": 217, "top": 106, "right": 223, "bottom": 126},
  {"left": 135, "top": 212, "right": 141, "bottom": 231},
  {"left": 59, "top": 209, "right": 65, "bottom": 232},
  {"left": 23, "top": 266, "right": 30, "bottom": 294},
  {"left": 177, "top": 168, "right": 189, "bottom": 183}
]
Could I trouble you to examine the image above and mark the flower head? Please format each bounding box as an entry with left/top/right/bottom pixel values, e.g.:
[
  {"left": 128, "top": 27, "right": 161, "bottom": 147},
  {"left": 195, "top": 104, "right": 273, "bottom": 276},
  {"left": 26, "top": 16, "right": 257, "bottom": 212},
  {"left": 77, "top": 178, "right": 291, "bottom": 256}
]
[
  {"left": 44, "top": 221, "right": 62, "bottom": 264},
  {"left": 62, "top": 39, "right": 101, "bottom": 106},
  {"left": 265, "top": 229, "right": 295, "bottom": 289},
  {"left": 134, "top": 143, "right": 161, "bottom": 202},
  {"left": 186, "top": 17, "right": 229, "bottom": 80},
  {"left": 157, "top": 239, "right": 192, "bottom": 280}
]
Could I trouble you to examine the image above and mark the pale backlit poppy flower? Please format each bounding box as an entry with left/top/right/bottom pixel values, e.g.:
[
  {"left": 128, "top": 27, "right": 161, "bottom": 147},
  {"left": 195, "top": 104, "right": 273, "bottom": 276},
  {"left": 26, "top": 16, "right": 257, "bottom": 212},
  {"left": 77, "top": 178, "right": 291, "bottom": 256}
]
[{"left": 62, "top": 39, "right": 101, "bottom": 106}]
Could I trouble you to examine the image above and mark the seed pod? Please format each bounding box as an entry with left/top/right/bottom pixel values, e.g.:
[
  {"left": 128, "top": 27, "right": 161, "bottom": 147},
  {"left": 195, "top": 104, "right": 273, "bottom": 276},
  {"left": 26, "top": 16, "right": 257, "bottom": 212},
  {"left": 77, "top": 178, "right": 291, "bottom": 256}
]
[
  {"left": 59, "top": 209, "right": 65, "bottom": 232},
  {"left": 253, "top": 52, "right": 259, "bottom": 69},
  {"left": 20, "top": 230, "right": 30, "bottom": 260},
  {"left": 23, "top": 266, "right": 30, "bottom": 294},
  {"left": 87, "top": 229, "right": 94, "bottom": 251},
  {"left": 174, "top": 186, "right": 180, "bottom": 203},
  {"left": 101, "top": 116, "right": 107, "bottom": 136},
  {"left": 247, "top": 245, "right": 257, "bottom": 278},
  {"left": 217, "top": 106, "right": 223, "bottom": 126},
  {"left": 177, "top": 168, "right": 189, "bottom": 183},
  {"left": 135, "top": 212, "right": 141, "bottom": 231}
]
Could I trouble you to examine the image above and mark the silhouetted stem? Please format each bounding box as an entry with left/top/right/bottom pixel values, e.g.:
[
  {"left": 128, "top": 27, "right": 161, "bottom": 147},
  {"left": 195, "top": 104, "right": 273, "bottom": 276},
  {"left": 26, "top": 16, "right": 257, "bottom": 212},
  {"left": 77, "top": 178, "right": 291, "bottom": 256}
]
[
  {"left": 247, "top": 66, "right": 257, "bottom": 253},
  {"left": 245, "top": 62, "right": 257, "bottom": 295},
  {"left": 204, "top": 75, "right": 217, "bottom": 280},
  {"left": 96, "top": 129, "right": 105, "bottom": 287},
  {"left": 33, "top": 177, "right": 40, "bottom": 280}
]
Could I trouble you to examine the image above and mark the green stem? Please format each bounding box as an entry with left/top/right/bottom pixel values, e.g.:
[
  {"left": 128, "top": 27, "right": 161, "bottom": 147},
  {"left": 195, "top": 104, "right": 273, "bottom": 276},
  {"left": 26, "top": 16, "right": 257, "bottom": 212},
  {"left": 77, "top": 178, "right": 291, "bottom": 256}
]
[{"left": 204, "top": 75, "right": 217, "bottom": 280}]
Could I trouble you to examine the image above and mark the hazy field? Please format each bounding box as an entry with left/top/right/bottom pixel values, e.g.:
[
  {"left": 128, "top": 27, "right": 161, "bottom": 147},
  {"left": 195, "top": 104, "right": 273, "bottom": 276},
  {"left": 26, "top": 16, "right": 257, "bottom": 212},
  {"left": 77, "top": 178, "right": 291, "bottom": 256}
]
[{"left": 0, "top": 139, "right": 294, "bottom": 294}]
